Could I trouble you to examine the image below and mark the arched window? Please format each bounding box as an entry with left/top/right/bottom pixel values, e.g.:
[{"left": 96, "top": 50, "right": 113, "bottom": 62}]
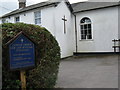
[{"left": 80, "top": 17, "right": 92, "bottom": 40}]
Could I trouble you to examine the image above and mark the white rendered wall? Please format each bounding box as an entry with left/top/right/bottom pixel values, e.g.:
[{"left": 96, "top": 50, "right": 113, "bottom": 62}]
[
  {"left": 41, "top": 6, "right": 56, "bottom": 36},
  {"left": 0, "top": 19, "right": 2, "bottom": 24},
  {"left": 0, "top": 11, "right": 35, "bottom": 24},
  {"left": 53, "top": 1, "right": 75, "bottom": 58},
  {"left": 118, "top": 6, "right": 120, "bottom": 39},
  {"left": 20, "top": 11, "right": 35, "bottom": 24},
  {"left": 75, "top": 7, "right": 118, "bottom": 52}
]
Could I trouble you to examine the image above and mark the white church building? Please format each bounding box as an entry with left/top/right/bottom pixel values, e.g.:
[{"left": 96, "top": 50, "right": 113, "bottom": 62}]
[{"left": 0, "top": 0, "right": 120, "bottom": 58}]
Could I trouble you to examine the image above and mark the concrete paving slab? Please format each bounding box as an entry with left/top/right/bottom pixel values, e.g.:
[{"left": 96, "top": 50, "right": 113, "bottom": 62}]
[{"left": 56, "top": 55, "right": 118, "bottom": 88}]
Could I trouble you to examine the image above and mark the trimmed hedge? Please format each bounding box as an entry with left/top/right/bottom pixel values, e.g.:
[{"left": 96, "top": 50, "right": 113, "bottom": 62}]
[{"left": 1, "top": 23, "right": 61, "bottom": 88}]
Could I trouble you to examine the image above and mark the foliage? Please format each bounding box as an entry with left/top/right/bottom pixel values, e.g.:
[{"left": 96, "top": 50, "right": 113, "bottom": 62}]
[{"left": 1, "top": 23, "right": 61, "bottom": 89}]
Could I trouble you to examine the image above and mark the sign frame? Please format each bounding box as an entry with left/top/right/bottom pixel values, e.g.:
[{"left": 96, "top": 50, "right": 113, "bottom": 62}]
[{"left": 6, "top": 31, "right": 36, "bottom": 71}]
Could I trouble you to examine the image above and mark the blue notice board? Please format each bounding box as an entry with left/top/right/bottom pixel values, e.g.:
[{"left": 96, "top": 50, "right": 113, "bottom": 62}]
[{"left": 9, "top": 33, "right": 35, "bottom": 70}]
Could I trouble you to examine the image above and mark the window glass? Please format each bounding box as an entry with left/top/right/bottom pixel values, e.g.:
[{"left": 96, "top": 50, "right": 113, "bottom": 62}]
[
  {"left": 34, "top": 11, "right": 41, "bottom": 25},
  {"left": 15, "top": 16, "right": 20, "bottom": 23}
]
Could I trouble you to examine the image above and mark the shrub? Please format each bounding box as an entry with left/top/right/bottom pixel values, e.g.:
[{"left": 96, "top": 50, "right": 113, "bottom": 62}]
[{"left": 1, "top": 23, "right": 61, "bottom": 89}]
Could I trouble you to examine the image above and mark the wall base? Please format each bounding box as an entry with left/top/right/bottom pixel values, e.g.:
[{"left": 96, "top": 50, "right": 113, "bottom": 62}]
[{"left": 73, "top": 52, "right": 120, "bottom": 56}]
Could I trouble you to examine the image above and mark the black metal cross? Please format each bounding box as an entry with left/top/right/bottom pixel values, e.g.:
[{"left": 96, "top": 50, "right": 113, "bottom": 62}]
[{"left": 62, "top": 15, "right": 67, "bottom": 34}]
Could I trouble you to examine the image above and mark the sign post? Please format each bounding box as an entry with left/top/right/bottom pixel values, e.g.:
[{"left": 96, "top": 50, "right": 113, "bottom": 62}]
[
  {"left": 8, "top": 32, "right": 35, "bottom": 90},
  {"left": 20, "top": 70, "right": 26, "bottom": 90}
]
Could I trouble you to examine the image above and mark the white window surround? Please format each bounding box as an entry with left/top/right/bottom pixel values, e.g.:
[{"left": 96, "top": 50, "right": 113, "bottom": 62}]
[
  {"left": 34, "top": 11, "right": 41, "bottom": 25},
  {"left": 80, "top": 17, "right": 93, "bottom": 40}
]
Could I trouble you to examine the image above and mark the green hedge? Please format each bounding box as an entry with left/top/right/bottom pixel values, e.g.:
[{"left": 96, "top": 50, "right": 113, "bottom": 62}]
[{"left": 1, "top": 23, "right": 61, "bottom": 89}]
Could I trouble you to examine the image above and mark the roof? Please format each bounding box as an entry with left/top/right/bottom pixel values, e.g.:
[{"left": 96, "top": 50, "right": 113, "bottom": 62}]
[
  {"left": 1, "top": 0, "right": 73, "bottom": 18},
  {"left": 1, "top": 1, "right": 120, "bottom": 18},
  {"left": 72, "top": 2, "right": 120, "bottom": 13},
  {"left": 1, "top": 1, "right": 59, "bottom": 18}
]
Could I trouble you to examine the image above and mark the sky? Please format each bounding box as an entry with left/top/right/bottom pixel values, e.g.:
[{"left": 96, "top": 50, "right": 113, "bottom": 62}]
[{"left": 0, "top": 0, "right": 87, "bottom": 17}]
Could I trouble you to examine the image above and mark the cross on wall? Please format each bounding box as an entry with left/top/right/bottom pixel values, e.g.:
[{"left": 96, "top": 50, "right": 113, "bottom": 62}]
[{"left": 62, "top": 15, "right": 67, "bottom": 34}]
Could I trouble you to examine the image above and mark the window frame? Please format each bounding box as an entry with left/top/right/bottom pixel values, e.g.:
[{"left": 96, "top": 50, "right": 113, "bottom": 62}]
[
  {"left": 15, "top": 16, "right": 20, "bottom": 23},
  {"left": 80, "top": 17, "right": 93, "bottom": 40},
  {"left": 34, "top": 11, "right": 41, "bottom": 25},
  {"left": 2, "top": 18, "right": 6, "bottom": 23}
]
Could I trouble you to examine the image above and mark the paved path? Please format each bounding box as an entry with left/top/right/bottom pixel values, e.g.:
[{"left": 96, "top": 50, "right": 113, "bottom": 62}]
[{"left": 56, "top": 55, "right": 118, "bottom": 88}]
